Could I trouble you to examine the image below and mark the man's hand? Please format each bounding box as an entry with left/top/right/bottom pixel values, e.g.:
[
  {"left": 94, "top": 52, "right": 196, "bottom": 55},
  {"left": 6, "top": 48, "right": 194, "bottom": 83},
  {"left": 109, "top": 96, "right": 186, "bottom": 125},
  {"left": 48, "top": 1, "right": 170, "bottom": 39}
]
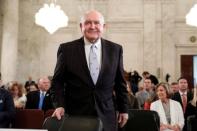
[
  {"left": 52, "top": 107, "right": 65, "bottom": 120},
  {"left": 118, "top": 113, "right": 129, "bottom": 128}
]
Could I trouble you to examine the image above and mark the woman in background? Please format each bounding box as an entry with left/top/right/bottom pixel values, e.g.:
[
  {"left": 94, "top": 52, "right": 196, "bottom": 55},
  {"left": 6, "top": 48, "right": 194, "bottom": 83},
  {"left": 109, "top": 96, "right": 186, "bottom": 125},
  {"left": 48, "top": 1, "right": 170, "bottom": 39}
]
[
  {"left": 185, "top": 86, "right": 197, "bottom": 131},
  {"left": 185, "top": 86, "right": 197, "bottom": 118},
  {"left": 150, "top": 83, "right": 184, "bottom": 131},
  {"left": 126, "top": 81, "right": 139, "bottom": 109},
  {"left": 9, "top": 82, "right": 27, "bottom": 109}
]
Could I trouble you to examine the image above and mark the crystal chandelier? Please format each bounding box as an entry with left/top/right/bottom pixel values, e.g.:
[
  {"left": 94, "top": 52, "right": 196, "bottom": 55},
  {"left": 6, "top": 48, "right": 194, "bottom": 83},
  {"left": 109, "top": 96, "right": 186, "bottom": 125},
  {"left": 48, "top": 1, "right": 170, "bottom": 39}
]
[
  {"left": 186, "top": 4, "right": 197, "bottom": 27},
  {"left": 35, "top": 1, "right": 69, "bottom": 34}
]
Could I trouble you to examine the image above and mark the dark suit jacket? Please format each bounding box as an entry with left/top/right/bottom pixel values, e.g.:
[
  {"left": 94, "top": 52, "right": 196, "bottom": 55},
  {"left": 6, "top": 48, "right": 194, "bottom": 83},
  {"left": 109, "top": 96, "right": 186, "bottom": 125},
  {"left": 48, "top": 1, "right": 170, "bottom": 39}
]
[
  {"left": 25, "top": 90, "right": 54, "bottom": 111},
  {"left": 0, "top": 88, "right": 15, "bottom": 128},
  {"left": 172, "top": 91, "right": 193, "bottom": 113},
  {"left": 172, "top": 91, "right": 193, "bottom": 131},
  {"left": 51, "top": 38, "right": 128, "bottom": 131}
]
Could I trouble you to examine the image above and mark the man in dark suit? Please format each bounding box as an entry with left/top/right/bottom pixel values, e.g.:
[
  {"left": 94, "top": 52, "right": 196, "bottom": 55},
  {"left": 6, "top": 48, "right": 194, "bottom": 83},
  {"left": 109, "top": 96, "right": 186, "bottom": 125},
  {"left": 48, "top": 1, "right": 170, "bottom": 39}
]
[
  {"left": 51, "top": 10, "right": 129, "bottom": 131},
  {"left": 172, "top": 77, "right": 193, "bottom": 112},
  {"left": 25, "top": 76, "right": 53, "bottom": 111},
  {"left": 0, "top": 88, "right": 15, "bottom": 128},
  {"left": 172, "top": 77, "right": 193, "bottom": 131}
]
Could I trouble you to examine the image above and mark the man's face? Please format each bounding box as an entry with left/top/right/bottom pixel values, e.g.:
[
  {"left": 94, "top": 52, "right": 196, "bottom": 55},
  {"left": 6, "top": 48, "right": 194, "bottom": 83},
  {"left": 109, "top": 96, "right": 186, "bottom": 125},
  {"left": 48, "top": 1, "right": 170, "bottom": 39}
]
[
  {"left": 170, "top": 84, "right": 179, "bottom": 93},
  {"left": 178, "top": 78, "right": 188, "bottom": 92},
  {"left": 80, "top": 11, "right": 105, "bottom": 43},
  {"left": 38, "top": 78, "right": 50, "bottom": 92},
  {"left": 144, "top": 79, "right": 152, "bottom": 91}
]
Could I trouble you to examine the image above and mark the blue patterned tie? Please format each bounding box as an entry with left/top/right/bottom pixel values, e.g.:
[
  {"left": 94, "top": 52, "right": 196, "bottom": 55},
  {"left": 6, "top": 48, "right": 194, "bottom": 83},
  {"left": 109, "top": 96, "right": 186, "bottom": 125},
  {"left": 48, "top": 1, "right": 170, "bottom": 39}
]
[
  {"left": 89, "top": 44, "right": 99, "bottom": 84},
  {"left": 38, "top": 92, "right": 45, "bottom": 109}
]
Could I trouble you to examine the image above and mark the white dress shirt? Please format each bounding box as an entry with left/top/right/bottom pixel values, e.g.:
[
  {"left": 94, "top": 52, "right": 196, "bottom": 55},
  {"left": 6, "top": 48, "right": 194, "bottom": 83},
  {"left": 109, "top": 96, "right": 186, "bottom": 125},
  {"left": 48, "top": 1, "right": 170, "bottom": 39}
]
[{"left": 84, "top": 37, "right": 102, "bottom": 70}]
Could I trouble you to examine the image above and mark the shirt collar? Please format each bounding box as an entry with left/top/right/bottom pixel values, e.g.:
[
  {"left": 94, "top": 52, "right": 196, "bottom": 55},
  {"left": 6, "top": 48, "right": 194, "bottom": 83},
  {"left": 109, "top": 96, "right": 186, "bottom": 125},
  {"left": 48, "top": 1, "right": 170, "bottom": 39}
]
[
  {"left": 84, "top": 37, "right": 101, "bottom": 49},
  {"left": 179, "top": 90, "right": 187, "bottom": 96},
  {"left": 40, "top": 90, "right": 46, "bottom": 95}
]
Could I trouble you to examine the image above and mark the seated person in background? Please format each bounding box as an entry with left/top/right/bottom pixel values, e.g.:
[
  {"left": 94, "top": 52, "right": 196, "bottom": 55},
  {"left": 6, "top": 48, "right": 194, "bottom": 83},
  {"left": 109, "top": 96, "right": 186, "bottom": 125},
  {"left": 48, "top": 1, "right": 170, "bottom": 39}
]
[
  {"left": 171, "top": 77, "right": 193, "bottom": 131},
  {"left": 24, "top": 76, "right": 36, "bottom": 93},
  {"left": 26, "top": 76, "right": 54, "bottom": 111},
  {"left": 170, "top": 82, "right": 179, "bottom": 94},
  {"left": 172, "top": 77, "right": 193, "bottom": 114},
  {"left": 136, "top": 78, "right": 156, "bottom": 109},
  {"left": 126, "top": 81, "right": 139, "bottom": 109},
  {"left": 0, "top": 88, "right": 15, "bottom": 128},
  {"left": 150, "top": 83, "right": 184, "bottom": 131},
  {"left": 8, "top": 81, "right": 27, "bottom": 109},
  {"left": 142, "top": 71, "right": 159, "bottom": 87},
  {"left": 185, "top": 86, "right": 197, "bottom": 119},
  {"left": 29, "top": 83, "right": 38, "bottom": 92}
]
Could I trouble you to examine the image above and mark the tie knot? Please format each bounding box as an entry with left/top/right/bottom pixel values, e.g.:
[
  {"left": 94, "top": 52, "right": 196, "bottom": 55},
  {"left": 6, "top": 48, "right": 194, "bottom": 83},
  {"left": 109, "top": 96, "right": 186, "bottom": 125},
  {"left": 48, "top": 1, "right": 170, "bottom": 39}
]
[
  {"left": 91, "top": 44, "right": 97, "bottom": 49},
  {"left": 41, "top": 92, "right": 45, "bottom": 96}
]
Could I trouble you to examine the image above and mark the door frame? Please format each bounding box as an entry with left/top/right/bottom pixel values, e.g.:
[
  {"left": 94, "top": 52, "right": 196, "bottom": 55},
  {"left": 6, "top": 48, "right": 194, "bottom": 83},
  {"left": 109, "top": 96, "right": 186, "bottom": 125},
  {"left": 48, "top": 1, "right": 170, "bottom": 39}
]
[{"left": 176, "top": 44, "right": 197, "bottom": 83}]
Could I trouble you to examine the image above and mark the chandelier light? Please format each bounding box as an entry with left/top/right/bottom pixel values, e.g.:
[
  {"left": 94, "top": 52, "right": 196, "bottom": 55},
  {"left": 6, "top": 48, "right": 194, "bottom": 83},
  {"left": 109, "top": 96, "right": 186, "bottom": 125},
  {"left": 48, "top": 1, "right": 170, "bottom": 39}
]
[
  {"left": 35, "top": 1, "right": 68, "bottom": 34},
  {"left": 186, "top": 4, "right": 197, "bottom": 27}
]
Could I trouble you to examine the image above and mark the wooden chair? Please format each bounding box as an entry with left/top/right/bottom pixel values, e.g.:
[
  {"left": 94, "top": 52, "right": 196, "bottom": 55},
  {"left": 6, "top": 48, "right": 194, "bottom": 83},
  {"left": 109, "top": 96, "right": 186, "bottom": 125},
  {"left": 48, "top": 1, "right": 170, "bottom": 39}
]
[{"left": 12, "top": 109, "right": 44, "bottom": 129}]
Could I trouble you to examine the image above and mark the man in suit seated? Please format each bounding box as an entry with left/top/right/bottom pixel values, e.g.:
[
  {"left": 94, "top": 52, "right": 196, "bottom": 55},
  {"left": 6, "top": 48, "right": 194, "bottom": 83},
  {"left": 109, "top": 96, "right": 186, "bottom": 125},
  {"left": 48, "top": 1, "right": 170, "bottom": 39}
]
[
  {"left": 172, "top": 77, "right": 193, "bottom": 131},
  {"left": 0, "top": 88, "right": 15, "bottom": 128},
  {"left": 172, "top": 77, "right": 193, "bottom": 113},
  {"left": 25, "top": 76, "right": 54, "bottom": 111}
]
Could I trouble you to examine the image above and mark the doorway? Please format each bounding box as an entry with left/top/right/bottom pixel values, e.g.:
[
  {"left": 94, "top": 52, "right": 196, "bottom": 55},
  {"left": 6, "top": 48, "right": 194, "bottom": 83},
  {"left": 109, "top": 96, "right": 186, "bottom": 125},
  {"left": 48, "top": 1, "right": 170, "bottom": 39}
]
[{"left": 181, "top": 55, "right": 197, "bottom": 89}]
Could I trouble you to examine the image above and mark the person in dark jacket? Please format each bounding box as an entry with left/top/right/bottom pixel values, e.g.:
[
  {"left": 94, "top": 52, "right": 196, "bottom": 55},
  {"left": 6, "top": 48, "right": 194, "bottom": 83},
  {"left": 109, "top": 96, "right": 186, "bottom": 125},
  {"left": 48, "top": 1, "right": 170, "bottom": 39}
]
[
  {"left": 25, "top": 76, "right": 54, "bottom": 111},
  {"left": 129, "top": 70, "right": 142, "bottom": 95},
  {"left": 0, "top": 88, "right": 15, "bottom": 128}
]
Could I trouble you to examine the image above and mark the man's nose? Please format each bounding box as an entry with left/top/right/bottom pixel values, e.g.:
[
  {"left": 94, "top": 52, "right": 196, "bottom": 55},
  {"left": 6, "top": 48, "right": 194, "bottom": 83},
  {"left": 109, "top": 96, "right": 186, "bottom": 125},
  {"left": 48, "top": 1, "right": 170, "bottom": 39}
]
[{"left": 89, "top": 22, "right": 97, "bottom": 28}]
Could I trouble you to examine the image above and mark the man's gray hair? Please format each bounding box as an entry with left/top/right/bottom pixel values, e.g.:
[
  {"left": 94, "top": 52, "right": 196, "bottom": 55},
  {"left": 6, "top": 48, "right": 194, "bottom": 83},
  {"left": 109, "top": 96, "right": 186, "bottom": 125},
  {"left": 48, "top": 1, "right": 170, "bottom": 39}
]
[{"left": 80, "top": 10, "right": 105, "bottom": 25}]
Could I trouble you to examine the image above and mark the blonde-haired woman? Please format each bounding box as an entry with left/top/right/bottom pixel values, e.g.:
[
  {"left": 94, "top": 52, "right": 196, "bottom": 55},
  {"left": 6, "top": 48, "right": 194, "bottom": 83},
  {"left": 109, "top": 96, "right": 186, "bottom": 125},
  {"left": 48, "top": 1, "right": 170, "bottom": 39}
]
[{"left": 150, "top": 83, "right": 184, "bottom": 131}]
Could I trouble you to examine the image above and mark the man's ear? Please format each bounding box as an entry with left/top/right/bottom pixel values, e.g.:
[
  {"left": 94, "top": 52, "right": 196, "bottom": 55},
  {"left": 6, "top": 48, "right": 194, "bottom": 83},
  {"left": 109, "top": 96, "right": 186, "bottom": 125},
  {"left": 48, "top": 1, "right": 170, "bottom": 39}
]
[
  {"left": 103, "top": 23, "right": 106, "bottom": 28},
  {"left": 80, "top": 23, "right": 83, "bottom": 32}
]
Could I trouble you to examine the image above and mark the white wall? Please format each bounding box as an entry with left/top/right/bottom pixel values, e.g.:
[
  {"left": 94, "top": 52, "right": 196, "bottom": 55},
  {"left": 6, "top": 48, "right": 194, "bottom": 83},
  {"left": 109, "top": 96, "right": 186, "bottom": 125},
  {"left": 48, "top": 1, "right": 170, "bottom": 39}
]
[
  {"left": 1, "top": 0, "right": 18, "bottom": 82},
  {"left": 1, "top": 0, "right": 197, "bottom": 83},
  {"left": 0, "top": 0, "right": 3, "bottom": 70}
]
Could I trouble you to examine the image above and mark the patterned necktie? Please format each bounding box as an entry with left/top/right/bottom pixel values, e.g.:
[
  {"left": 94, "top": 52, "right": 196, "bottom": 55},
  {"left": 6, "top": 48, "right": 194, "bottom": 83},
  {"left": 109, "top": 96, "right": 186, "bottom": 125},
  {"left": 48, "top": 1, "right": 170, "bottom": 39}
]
[
  {"left": 89, "top": 44, "right": 99, "bottom": 84},
  {"left": 38, "top": 92, "right": 45, "bottom": 109},
  {"left": 182, "top": 94, "right": 187, "bottom": 113}
]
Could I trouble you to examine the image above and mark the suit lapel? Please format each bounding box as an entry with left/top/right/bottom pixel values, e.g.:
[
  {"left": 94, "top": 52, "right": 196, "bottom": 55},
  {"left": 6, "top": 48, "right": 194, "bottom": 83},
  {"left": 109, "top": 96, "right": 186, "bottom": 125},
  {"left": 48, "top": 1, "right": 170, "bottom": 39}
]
[
  {"left": 178, "top": 93, "right": 183, "bottom": 106},
  {"left": 77, "top": 38, "right": 94, "bottom": 85},
  {"left": 36, "top": 91, "right": 40, "bottom": 108},
  {"left": 96, "top": 39, "right": 107, "bottom": 86}
]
